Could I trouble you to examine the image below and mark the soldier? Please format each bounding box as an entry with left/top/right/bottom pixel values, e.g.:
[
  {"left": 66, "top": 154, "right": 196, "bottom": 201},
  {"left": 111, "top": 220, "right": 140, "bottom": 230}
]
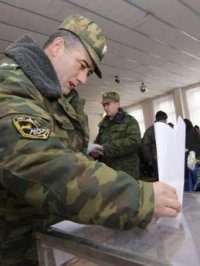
[
  {"left": 91, "top": 91, "right": 141, "bottom": 179},
  {"left": 0, "top": 14, "right": 180, "bottom": 265}
]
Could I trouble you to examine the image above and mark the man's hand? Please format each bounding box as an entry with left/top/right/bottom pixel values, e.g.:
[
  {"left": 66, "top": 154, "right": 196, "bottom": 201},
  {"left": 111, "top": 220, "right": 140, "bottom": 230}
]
[
  {"left": 90, "top": 147, "right": 104, "bottom": 158},
  {"left": 87, "top": 143, "right": 104, "bottom": 158},
  {"left": 153, "top": 182, "right": 181, "bottom": 218}
]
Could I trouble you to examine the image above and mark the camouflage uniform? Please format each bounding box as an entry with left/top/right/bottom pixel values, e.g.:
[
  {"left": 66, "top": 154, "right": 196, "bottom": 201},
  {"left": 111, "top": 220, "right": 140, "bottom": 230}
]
[
  {"left": 0, "top": 14, "right": 154, "bottom": 266},
  {"left": 95, "top": 108, "right": 141, "bottom": 179}
]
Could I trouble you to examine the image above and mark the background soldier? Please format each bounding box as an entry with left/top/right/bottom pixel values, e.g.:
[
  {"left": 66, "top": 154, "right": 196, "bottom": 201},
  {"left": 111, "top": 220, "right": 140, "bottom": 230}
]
[{"left": 91, "top": 91, "right": 141, "bottom": 179}]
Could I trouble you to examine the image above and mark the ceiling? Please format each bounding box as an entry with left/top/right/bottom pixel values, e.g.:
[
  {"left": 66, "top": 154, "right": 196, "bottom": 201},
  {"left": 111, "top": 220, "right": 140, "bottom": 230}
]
[{"left": 1, "top": 0, "right": 200, "bottom": 114}]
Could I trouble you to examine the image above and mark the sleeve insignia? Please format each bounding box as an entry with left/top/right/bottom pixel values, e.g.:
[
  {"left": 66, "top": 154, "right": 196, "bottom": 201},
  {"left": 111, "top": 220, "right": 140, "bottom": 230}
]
[{"left": 12, "top": 116, "right": 50, "bottom": 140}]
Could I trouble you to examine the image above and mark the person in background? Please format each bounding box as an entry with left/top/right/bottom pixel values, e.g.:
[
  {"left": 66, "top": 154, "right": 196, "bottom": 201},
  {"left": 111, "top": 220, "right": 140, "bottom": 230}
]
[
  {"left": 194, "top": 125, "right": 200, "bottom": 132},
  {"left": 90, "top": 91, "right": 141, "bottom": 179},
  {"left": 140, "top": 111, "right": 168, "bottom": 181},
  {"left": 184, "top": 119, "right": 200, "bottom": 158},
  {"left": 0, "top": 14, "right": 180, "bottom": 265},
  {"left": 184, "top": 119, "right": 200, "bottom": 190}
]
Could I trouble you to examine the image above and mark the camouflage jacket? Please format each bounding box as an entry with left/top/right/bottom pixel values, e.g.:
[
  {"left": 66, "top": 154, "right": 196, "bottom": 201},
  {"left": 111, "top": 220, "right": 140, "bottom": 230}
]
[
  {"left": 0, "top": 36, "right": 153, "bottom": 265},
  {"left": 95, "top": 109, "right": 141, "bottom": 178}
]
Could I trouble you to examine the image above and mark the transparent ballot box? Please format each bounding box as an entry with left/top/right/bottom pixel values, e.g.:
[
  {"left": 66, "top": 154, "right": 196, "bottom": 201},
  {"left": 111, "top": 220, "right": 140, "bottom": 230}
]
[{"left": 36, "top": 193, "right": 200, "bottom": 266}]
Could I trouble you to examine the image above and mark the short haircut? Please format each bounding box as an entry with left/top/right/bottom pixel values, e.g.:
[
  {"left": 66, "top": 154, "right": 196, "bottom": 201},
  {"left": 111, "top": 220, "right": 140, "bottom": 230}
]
[
  {"left": 155, "top": 110, "right": 168, "bottom": 121},
  {"left": 43, "top": 29, "right": 82, "bottom": 50}
]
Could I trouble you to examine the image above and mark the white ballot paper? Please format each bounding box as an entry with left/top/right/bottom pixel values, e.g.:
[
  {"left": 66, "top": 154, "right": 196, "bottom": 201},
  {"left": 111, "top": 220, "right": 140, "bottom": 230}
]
[{"left": 155, "top": 117, "right": 185, "bottom": 228}]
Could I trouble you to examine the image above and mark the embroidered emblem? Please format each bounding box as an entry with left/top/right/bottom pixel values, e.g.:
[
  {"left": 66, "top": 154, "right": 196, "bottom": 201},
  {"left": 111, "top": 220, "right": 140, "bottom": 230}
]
[{"left": 12, "top": 116, "right": 50, "bottom": 140}]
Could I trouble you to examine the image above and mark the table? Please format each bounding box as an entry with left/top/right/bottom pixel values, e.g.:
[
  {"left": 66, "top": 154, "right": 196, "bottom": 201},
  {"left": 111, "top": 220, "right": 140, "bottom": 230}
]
[{"left": 36, "top": 192, "right": 200, "bottom": 266}]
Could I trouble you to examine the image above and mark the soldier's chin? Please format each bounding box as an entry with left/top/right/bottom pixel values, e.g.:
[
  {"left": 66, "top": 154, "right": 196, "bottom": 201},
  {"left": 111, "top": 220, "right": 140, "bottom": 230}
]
[{"left": 62, "top": 86, "right": 71, "bottom": 96}]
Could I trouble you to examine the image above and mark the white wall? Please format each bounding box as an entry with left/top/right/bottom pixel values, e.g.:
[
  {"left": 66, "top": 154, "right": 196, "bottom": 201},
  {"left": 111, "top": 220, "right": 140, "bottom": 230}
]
[
  {"left": 88, "top": 113, "right": 102, "bottom": 142},
  {"left": 128, "top": 83, "right": 198, "bottom": 130}
]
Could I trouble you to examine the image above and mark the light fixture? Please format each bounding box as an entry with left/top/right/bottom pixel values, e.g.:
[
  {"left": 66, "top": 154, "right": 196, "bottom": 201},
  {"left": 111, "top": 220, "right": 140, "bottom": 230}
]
[
  {"left": 139, "top": 82, "right": 147, "bottom": 93},
  {"left": 115, "top": 75, "right": 120, "bottom": 83}
]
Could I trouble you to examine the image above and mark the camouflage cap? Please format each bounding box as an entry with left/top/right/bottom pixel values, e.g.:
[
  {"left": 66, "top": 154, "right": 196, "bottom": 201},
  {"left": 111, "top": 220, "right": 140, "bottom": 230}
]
[
  {"left": 101, "top": 91, "right": 120, "bottom": 104},
  {"left": 58, "top": 13, "right": 107, "bottom": 78}
]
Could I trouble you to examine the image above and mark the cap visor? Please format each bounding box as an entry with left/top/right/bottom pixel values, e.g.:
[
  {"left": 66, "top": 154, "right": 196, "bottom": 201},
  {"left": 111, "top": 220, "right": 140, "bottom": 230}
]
[{"left": 81, "top": 39, "right": 102, "bottom": 78}]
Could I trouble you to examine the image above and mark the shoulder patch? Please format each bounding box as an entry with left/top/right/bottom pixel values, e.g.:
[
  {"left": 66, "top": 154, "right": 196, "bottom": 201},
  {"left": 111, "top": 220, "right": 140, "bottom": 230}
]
[{"left": 12, "top": 116, "right": 50, "bottom": 140}]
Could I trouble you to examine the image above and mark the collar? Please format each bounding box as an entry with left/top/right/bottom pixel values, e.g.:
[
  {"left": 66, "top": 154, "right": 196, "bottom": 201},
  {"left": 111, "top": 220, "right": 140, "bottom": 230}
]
[{"left": 5, "top": 34, "right": 62, "bottom": 99}]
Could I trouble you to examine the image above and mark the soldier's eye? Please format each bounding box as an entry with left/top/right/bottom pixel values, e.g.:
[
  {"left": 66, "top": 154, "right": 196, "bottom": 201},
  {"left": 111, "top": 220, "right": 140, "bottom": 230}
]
[
  {"left": 87, "top": 70, "right": 93, "bottom": 77},
  {"left": 78, "top": 60, "right": 93, "bottom": 76}
]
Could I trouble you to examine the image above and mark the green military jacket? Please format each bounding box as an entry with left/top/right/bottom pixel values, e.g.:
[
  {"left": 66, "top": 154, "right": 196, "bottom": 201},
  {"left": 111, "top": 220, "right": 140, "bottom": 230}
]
[
  {"left": 95, "top": 109, "right": 141, "bottom": 179},
  {"left": 0, "top": 35, "right": 154, "bottom": 265}
]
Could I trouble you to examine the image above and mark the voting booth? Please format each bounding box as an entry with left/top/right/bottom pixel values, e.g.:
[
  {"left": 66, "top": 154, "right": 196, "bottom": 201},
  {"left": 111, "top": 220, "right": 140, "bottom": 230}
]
[{"left": 36, "top": 192, "right": 200, "bottom": 266}]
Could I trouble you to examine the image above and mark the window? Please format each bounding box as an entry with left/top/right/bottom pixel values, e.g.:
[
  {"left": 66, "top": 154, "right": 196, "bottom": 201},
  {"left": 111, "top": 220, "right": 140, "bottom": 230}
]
[
  {"left": 153, "top": 95, "right": 176, "bottom": 125},
  {"left": 127, "top": 106, "right": 145, "bottom": 136},
  {"left": 186, "top": 87, "right": 200, "bottom": 127}
]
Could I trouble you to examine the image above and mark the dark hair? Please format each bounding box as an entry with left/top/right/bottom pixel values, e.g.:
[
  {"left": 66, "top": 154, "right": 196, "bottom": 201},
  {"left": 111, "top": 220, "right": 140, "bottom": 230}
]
[
  {"left": 184, "top": 118, "right": 193, "bottom": 132},
  {"left": 155, "top": 111, "right": 168, "bottom": 121},
  {"left": 43, "top": 29, "right": 81, "bottom": 49},
  {"left": 168, "top": 122, "right": 174, "bottom": 128}
]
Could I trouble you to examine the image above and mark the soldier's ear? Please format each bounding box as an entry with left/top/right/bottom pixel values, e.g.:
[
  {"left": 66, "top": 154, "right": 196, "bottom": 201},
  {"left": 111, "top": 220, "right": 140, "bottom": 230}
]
[{"left": 51, "top": 37, "right": 65, "bottom": 57}]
